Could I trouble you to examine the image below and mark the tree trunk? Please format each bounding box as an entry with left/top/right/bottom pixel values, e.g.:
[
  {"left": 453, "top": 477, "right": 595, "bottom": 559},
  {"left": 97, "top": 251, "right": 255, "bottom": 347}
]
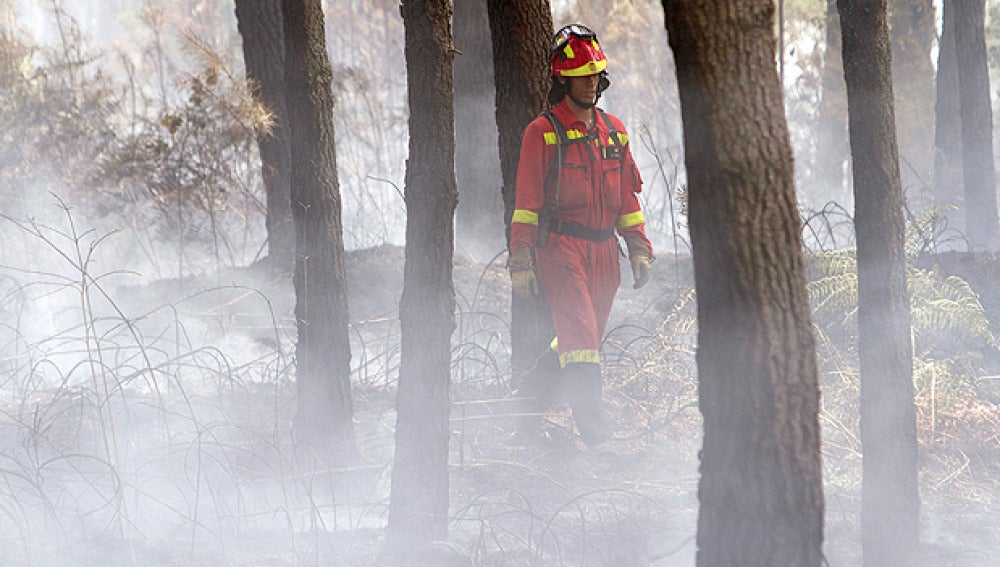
[
  {"left": 235, "top": 0, "right": 295, "bottom": 273},
  {"left": 386, "top": 0, "right": 458, "bottom": 553},
  {"left": 839, "top": 1, "right": 920, "bottom": 565},
  {"left": 814, "top": 0, "right": 850, "bottom": 205},
  {"left": 662, "top": 2, "right": 825, "bottom": 564},
  {"left": 281, "top": 0, "right": 357, "bottom": 461},
  {"left": 934, "top": 0, "right": 965, "bottom": 235},
  {"left": 889, "top": 0, "right": 935, "bottom": 193},
  {"left": 486, "top": 0, "right": 554, "bottom": 393},
  {"left": 954, "top": 0, "right": 1000, "bottom": 249},
  {"left": 454, "top": 0, "right": 503, "bottom": 261}
]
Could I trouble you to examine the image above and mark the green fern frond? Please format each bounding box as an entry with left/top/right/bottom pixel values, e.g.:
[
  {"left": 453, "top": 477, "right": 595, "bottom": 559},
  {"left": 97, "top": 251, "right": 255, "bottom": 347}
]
[
  {"left": 809, "top": 273, "right": 858, "bottom": 314},
  {"left": 807, "top": 249, "right": 857, "bottom": 279},
  {"left": 905, "top": 203, "right": 956, "bottom": 257},
  {"left": 908, "top": 268, "right": 995, "bottom": 345}
]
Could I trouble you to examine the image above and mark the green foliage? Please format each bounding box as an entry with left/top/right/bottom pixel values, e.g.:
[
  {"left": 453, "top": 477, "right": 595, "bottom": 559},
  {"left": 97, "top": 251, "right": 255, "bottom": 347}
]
[{"left": 808, "top": 206, "right": 996, "bottom": 398}]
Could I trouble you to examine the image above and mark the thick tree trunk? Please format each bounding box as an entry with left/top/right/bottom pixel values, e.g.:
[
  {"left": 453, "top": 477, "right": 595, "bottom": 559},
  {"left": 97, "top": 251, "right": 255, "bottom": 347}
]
[
  {"left": 662, "top": 2, "right": 824, "bottom": 565},
  {"left": 454, "top": 0, "right": 503, "bottom": 260},
  {"left": 839, "top": 1, "right": 920, "bottom": 565},
  {"left": 889, "top": 0, "right": 935, "bottom": 192},
  {"left": 954, "top": 0, "right": 1000, "bottom": 249},
  {"left": 234, "top": 0, "right": 294, "bottom": 273},
  {"left": 814, "top": 0, "right": 850, "bottom": 205},
  {"left": 485, "top": 0, "right": 554, "bottom": 393},
  {"left": 281, "top": 0, "right": 357, "bottom": 461},
  {"left": 934, "top": 0, "right": 965, "bottom": 235},
  {"left": 387, "top": 0, "right": 457, "bottom": 553}
]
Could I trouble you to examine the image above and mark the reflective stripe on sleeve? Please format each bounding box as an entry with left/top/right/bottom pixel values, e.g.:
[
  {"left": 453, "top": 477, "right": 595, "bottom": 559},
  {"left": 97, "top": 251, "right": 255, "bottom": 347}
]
[
  {"left": 512, "top": 209, "right": 539, "bottom": 225},
  {"left": 616, "top": 210, "right": 645, "bottom": 229},
  {"left": 559, "top": 349, "right": 600, "bottom": 367}
]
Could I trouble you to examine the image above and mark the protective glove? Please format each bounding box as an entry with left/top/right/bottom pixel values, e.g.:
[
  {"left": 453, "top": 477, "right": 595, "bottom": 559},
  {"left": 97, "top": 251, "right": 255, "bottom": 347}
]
[
  {"left": 630, "top": 255, "right": 652, "bottom": 289},
  {"left": 623, "top": 235, "right": 653, "bottom": 289},
  {"left": 507, "top": 247, "right": 540, "bottom": 299}
]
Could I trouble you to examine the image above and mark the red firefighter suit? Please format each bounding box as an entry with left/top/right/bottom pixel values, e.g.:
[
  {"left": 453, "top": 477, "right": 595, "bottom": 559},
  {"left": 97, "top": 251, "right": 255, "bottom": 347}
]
[{"left": 510, "top": 99, "right": 653, "bottom": 368}]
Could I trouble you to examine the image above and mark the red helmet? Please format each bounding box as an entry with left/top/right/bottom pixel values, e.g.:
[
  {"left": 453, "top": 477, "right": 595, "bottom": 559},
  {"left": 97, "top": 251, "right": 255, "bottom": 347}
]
[{"left": 550, "top": 24, "right": 607, "bottom": 77}]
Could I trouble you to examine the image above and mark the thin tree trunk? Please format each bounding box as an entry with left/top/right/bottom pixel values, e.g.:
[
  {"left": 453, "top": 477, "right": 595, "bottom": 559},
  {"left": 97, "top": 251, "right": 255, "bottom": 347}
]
[
  {"left": 387, "top": 0, "right": 457, "bottom": 553},
  {"left": 889, "top": 0, "right": 935, "bottom": 192},
  {"left": 815, "top": 0, "right": 850, "bottom": 205},
  {"left": 486, "top": 0, "right": 554, "bottom": 393},
  {"left": 839, "top": 1, "right": 920, "bottom": 565},
  {"left": 281, "top": 0, "right": 357, "bottom": 461},
  {"left": 662, "top": 1, "right": 825, "bottom": 564},
  {"left": 954, "top": 0, "right": 999, "bottom": 249},
  {"left": 234, "top": 0, "right": 294, "bottom": 273},
  {"left": 454, "top": 0, "right": 503, "bottom": 260},
  {"left": 934, "top": 0, "right": 965, "bottom": 235}
]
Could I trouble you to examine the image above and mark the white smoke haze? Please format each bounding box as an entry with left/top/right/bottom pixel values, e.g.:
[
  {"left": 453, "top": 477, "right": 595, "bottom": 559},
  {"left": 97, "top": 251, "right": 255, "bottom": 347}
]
[{"left": 1, "top": 1, "right": 999, "bottom": 566}]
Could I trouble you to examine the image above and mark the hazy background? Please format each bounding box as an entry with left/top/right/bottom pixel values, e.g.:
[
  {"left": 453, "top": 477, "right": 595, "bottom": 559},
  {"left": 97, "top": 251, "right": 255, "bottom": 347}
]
[{"left": 1, "top": 0, "right": 999, "bottom": 565}]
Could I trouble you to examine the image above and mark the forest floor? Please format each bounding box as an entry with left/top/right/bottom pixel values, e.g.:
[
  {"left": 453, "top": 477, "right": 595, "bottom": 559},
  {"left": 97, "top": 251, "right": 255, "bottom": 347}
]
[{"left": 1, "top": 244, "right": 999, "bottom": 565}]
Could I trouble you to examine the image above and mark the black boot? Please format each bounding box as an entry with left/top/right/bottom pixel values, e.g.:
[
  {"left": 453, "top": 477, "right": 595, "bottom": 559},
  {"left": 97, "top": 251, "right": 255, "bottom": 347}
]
[
  {"left": 511, "top": 349, "right": 561, "bottom": 442},
  {"left": 565, "top": 362, "right": 610, "bottom": 446}
]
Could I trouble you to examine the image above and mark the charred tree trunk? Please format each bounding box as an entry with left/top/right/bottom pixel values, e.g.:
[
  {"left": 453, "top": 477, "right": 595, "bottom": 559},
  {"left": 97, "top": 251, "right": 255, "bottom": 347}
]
[
  {"left": 934, "top": 0, "right": 965, "bottom": 235},
  {"left": 662, "top": 1, "right": 824, "bottom": 564},
  {"left": 486, "top": 0, "right": 554, "bottom": 393},
  {"left": 235, "top": 0, "right": 294, "bottom": 273},
  {"left": 281, "top": 0, "right": 357, "bottom": 461},
  {"left": 386, "top": 0, "right": 457, "bottom": 553},
  {"left": 954, "top": 0, "right": 999, "bottom": 249},
  {"left": 839, "top": 1, "right": 920, "bottom": 565},
  {"left": 814, "top": 0, "right": 850, "bottom": 205},
  {"left": 454, "top": 0, "right": 503, "bottom": 260},
  {"left": 889, "top": 0, "right": 935, "bottom": 192}
]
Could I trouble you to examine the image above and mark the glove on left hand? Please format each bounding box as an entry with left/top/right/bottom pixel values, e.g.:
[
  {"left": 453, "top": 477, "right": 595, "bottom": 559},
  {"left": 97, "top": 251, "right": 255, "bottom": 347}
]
[{"left": 623, "top": 235, "right": 653, "bottom": 289}]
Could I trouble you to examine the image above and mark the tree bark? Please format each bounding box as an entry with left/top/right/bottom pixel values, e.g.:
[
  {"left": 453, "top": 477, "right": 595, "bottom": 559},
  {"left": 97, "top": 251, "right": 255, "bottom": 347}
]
[
  {"left": 954, "top": 0, "right": 999, "bottom": 249},
  {"left": 454, "top": 0, "right": 503, "bottom": 260},
  {"left": 662, "top": 2, "right": 824, "bottom": 565},
  {"left": 281, "top": 0, "right": 357, "bottom": 461},
  {"left": 387, "top": 0, "right": 458, "bottom": 553},
  {"left": 234, "top": 0, "right": 294, "bottom": 273},
  {"left": 889, "top": 0, "right": 935, "bottom": 192},
  {"left": 934, "top": 0, "right": 965, "bottom": 235},
  {"left": 839, "top": 1, "right": 920, "bottom": 565},
  {"left": 814, "top": 0, "right": 850, "bottom": 205},
  {"left": 486, "top": 0, "right": 554, "bottom": 393}
]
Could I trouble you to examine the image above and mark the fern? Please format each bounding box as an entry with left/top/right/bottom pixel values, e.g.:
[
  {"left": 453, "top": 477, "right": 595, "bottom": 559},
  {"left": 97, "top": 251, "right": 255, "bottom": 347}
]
[{"left": 807, "top": 205, "right": 997, "bottom": 391}]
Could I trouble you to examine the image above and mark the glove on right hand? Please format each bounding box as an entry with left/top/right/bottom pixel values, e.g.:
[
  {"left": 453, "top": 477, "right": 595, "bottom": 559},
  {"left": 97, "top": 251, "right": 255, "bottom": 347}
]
[{"left": 507, "top": 247, "right": 540, "bottom": 299}]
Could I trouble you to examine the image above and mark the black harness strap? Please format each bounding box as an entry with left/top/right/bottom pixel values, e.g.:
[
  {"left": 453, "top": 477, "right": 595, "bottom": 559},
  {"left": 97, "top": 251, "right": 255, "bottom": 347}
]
[{"left": 536, "top": 109, "right": 624, "bottom": 246}]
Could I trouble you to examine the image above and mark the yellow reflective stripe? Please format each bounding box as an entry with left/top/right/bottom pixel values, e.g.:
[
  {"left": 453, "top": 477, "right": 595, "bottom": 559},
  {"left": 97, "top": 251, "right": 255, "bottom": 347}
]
[
  {"left": 549, "top": 336, "right": 558, "bottom": 351},
  {"left": 616, "top": 211, "right": 645, "bottom": 229},
  {"left": 563, "top": 43, "right": 575, "bottom": 60},
  {"left": 560, "top": 58, "right": 608, "bottom": 77},
  {"left": 512, "top": 209, "right": 539, "bottom": 225},
  {"left": 543, "top": 129, "right": 588, "bottom": 145},
  {"left": 616, "top": 132, "right": 628, "bottom": 145},
  {"left": 559, "top": 349, "right": 600, "bottom": 367}
]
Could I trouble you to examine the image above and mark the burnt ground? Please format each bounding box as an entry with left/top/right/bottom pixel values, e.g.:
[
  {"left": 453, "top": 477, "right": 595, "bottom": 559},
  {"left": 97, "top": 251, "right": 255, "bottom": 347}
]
[
  {"left": 348, "top": 247, "right": 1000, "bottom": 566},
  {"left": 8, "top": 245, "right": 997, "bottom": 565}
]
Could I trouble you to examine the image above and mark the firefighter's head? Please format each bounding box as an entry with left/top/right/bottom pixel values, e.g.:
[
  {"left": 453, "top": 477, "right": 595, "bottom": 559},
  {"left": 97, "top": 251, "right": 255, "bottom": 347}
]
[{"left": 548, "top": 24, "right": 611, "bottom": 108}]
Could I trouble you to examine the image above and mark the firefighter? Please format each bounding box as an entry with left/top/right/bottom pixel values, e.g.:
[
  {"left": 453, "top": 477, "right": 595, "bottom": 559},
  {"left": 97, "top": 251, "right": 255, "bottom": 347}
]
[{"left": 507, "top": 24, "right": 653, "bottom": 446}]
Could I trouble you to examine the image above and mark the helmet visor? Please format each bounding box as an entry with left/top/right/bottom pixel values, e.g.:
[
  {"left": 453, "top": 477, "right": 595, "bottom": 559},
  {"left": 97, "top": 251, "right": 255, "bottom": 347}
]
[{"left": 550, "top": 24, "right": 598, "bottom": 55}]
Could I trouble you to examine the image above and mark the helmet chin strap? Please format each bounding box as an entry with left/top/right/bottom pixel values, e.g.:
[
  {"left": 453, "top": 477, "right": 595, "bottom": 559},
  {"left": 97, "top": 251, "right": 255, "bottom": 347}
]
[{"left": 567, "top": 92, "right": 598, "bottom": 109}]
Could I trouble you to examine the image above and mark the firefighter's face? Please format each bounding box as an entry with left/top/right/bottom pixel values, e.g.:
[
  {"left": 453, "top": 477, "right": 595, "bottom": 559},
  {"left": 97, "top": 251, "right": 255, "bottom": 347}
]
[{"left": 564, "top": 73, "right": 600, "bottom": 103}]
